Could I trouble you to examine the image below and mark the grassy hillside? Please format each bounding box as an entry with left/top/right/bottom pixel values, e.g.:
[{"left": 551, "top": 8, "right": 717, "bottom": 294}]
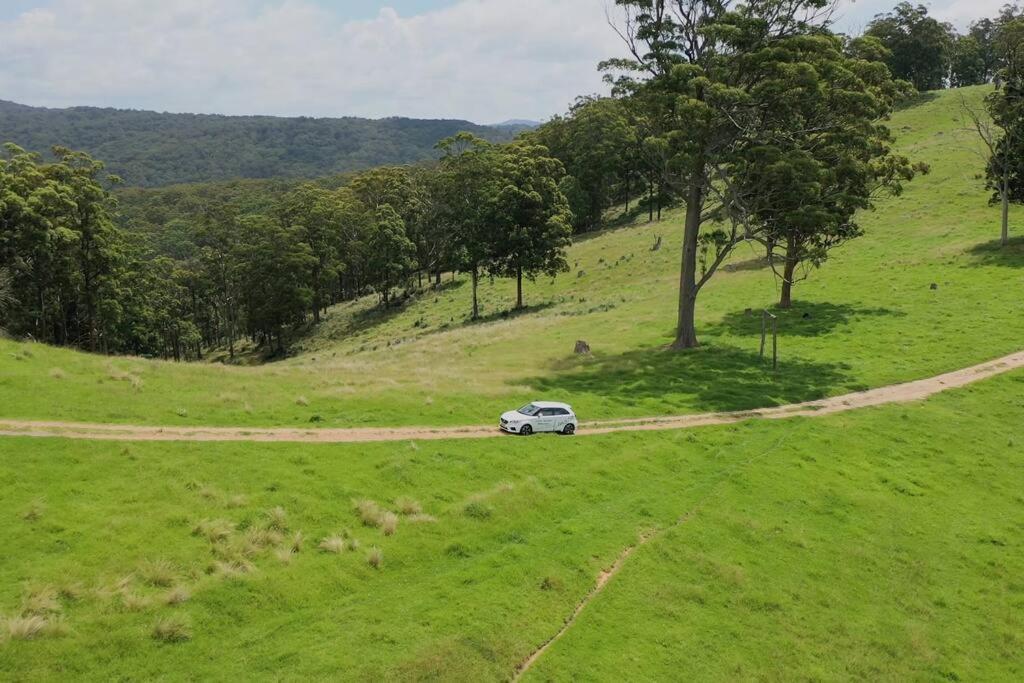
[
  {"left": 0, "top": 99, "right": 510, "bottom": 187},
  {"left": 1, "top": 86, "right": 1022, "bottom": 681},
  {"left": 2, "top": 87, "right": 1021, "bottom": 429},
  {"left": 1, "top": 369, "right": 1021, "bottom": 679}
]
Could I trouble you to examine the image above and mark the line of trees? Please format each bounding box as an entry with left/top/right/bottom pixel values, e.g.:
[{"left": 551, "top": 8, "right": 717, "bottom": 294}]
[
  {"left": 865, "top": 2, "right": 1023, "bottom": 91},
  {"left": 0, "top": 138, "right": 573, "bottom": 359}
]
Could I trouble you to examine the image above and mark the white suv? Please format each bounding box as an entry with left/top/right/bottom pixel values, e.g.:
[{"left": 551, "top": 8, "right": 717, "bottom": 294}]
[{"left": 499, "top": 402, "right": 578, "bottom": 435}]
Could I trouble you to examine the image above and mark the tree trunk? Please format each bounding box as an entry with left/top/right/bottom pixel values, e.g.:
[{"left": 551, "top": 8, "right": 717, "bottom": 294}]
[
  {"left": 471, "top": 266, "right": 480, "bottom": 319},
  {"left": 516, "top": 265, "right": 523, "bottom": 309},
  {"left": 1002, "top": 175, "right": 1010, "bottom": 247},
  {"left": 779, "top": 239, "right": 798, "bottom": 309},
  {"left": 671, "top": 182, "right": 703, "bottom": 350},
  {"left": 434, "top": 271, "right": 441, "bottom": 286},
  {"left": 648, "top": 179, "right": 654, "bottom": 223}
]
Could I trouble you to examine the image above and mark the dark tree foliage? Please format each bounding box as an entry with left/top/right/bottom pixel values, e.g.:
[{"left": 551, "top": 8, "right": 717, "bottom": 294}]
[
  {"left": 0, "top": 99, "right": 513, "bottom": 188},
  {"left": 866, "top": 3, "right": 956, "bottom": 91}
]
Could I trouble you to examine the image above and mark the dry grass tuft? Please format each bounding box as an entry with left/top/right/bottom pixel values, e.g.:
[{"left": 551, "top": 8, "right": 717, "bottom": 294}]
[
  {"left": 120, "top": 592, "right": 151, "bottom": 611},
  {"left": 48, "top": 367, "right": 66, "bottom": 380},
  {"left": 274, "top": 548, "right": 295, "bottom": 564},
  {"left": 139, "top": 559, "right": 178, "bottom": 587},
  {"left": 265, "top": 506, "right": 288, "bottom": 531},
  {"left": 226, "top": 494, "right": 248, "bottom": 509},
  {"left": 346, "top": 537, "right": 360, "bottom": 551},
  {"left": 198, "top": 486, "right": 220, "bottom": 500},
  {"left": 407, "top": 513, "right": 438, "bottom": 524},
  {"left": 295, "top": 395, "right": 310, "bottom": 407},
  {"left": 165, "top": 586, "right": 191, "bottom": 605},
  {"left": 290, "top": 531, "right": 304, "bottom": 553},
  {"left": 367, "top": 547, "right": 383, "bottom": 570},
  {"left": 354, "top": 499, "right": 384, "bottom": 527},
  {"left": 212, "top": 559, "right": 254, "bottom": 578},
  {"left": 151, "top": 614, "right": 191, "bottom": 643},
  {"left": 246, "top": 527, "right": 284, "bottom": 549},
  {"left": 318, "top": 536, "right": 345, "bottom": 554},
  {"left": 192, "top": 518, "right": 235, "bottom": 543},
  {"left": 21, "top": 499, "right": 45, "bottom": 522},
  {"left": 3, "top": 614, "right": 54, "bottom": 643},
  {"left": 395, "top": 497, "right": 422, "bottom": 515},
  {"left": 381, "top": 512, "right": 399, "bottom": 537},
  {"left": 21, "top": 585, "right": 61, "bottom": 616}
]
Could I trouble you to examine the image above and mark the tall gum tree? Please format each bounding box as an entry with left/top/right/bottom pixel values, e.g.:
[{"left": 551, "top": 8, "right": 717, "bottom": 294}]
[{"left": 609, "top": 0, "right": 887, "bottom": 348}]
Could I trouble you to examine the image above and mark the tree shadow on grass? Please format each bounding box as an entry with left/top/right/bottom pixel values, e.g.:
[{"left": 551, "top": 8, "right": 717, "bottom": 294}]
[
  {"left": 527, "top": 343, "right": 853, "bottom": 414},
  {"left": 966, "top": 237, "right": 1024, "bottom": 268},
  {"left": 709, "top": 301, "right": 905, "bottom": 339}
]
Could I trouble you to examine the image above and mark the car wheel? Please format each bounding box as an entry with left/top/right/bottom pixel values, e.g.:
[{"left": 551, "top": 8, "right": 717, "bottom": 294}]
[
  {"left": 562, "top": 423, "right": 575, "bottom": 435},
  {"left": 520, "top": 424, "right": 533, "bottom": 436}
]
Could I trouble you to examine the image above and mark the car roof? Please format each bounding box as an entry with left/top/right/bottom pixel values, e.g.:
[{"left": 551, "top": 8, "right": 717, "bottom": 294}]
[{"left": 529, "top": 401, "right": 573, "bottom": 410}]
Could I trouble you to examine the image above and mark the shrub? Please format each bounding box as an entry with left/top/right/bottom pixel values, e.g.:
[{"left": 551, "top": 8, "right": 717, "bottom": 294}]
[
  {"left": 139, "top": 559, "right": 178, "bottom": 587},
  {"left": 395, "top": 497, "right": 422, "bottom": 515},
  {"left": 152, "top": 615, "right": 191, "bottom": 643},
  {"left": 318, "top": 536, "right": 345, "bottom": 554},
  {"left": 367, "top": 547, "right": 383, "bottom": 569},
  {"left": 381, "top": 512, "right": 399, "bottom": 537},
  {"left": 463, "top": 502, "right": 492, "bottom": 520}
]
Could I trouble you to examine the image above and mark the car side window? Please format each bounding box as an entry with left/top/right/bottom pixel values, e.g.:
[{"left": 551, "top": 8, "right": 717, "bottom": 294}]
[
  {"left": 539, "top": 409, "right": 553, "bottom": 416},
  {"left": 554, "top": 409, "right": 569, "bottom": 416}
]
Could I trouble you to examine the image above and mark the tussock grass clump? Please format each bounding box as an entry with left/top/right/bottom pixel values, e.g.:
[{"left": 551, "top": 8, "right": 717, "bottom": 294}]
[
  {"left": 120, "top": 592, "right": 151, "bottom": 611},
  {"left": 407, "top": 513, "right": 437, "bottom": 523},
  {"left": 22, "top": 585, "right": 61, "bottom": 616},
  {"left": 265, "top": 506, "right": 288, "bottom": 531},
  {"left": 354, "top": 499, "right": 384, "bottom": 527},
  {"left": 175, "top": 407, "right": 188, "bottom": 418},
  {"left": 381, "top": 512, "right": 399, "bottom": 537},
  {"left": 211, "top": 559, "right": 254, "bottom": 578},
  {"left": 226, "top": 494, "right": 248, "bottom": 509},
  {"left": 139, "top": 559, "right": 178, "bottom": 587},
  {"left": 275, "top": 548, "right": 295, "bottom": 564},
  {"left": 345, "top": 537, "right": 360, "bottom": 551},
  {"left": 21, "top": 499, "right": 45, "bottom": 522},
  {"left": 165, "top": 586, "right": 191, "bottom": 605},
  {"left": 290, "top": 531, "right": 304, "bottom": 553},
  {"left": 151, "top": 615, "right": 191, "bottom": 643},
  {"left": 463, "top": 502, "right": 492, "bottom": 520},
  {"left": 48, "top": 367, "right": 66, "bottom": 380},
  {"left": 246, "top": 527, "right": 284, "bottom": 549},
  {"left": 318, "top": 536, "right": 345, "bottom": 554},
  {"left": 366, "top": 547, "right": 383, "bottom": 570},
  {"left": 295, "top": 395, "right": 310, "bottom": 407},
  {"left": 192, "top": 518, "right": 234, "bottom": 543},
  {"left": 3, "top": 614, "right": 67, "bottom": 640},
  {"left": 198, "top": 486, "right": 219, "bottom": 500},
  {"left": 395, "top": 497, "right": 422, "bottom": 515}
]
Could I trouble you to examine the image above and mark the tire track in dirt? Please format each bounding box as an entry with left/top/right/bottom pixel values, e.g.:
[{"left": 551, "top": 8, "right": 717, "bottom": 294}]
[{"left": 0, "top": 350, "right": 1022, "bottom": 443}]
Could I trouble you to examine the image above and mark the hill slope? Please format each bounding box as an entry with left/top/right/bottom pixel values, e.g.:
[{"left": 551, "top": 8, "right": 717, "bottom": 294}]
[{"left": 0, "top": 99, "right": 510, "bottom": 187}]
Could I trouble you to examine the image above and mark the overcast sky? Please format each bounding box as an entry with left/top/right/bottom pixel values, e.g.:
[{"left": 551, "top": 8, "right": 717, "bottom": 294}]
[{"left": 0, "top": 0, "right": 1009, "bottom": 123}]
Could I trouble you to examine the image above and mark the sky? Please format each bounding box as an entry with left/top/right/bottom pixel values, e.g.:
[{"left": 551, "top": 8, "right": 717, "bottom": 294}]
[{"left": 0, "top": 0, "right": 1011, "bottom": 124}]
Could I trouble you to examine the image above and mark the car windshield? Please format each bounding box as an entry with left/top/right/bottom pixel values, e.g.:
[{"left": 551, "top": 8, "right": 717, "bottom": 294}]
[{"left": 517, "top": 404, "right": 541, "bottom": 416}]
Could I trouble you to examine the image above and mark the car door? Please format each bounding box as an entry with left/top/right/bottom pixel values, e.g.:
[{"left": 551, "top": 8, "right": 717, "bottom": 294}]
[
  {"left": 534, "top": 408, "right": 556, "bottom": 432},
  {"left": 552, "top": 408, "right": 569, "bottom": 430}
]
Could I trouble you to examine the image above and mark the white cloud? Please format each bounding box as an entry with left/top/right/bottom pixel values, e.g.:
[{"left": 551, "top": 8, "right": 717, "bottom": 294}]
[{"left": 0, "top": 0, "right": 626, "bottom": 123}]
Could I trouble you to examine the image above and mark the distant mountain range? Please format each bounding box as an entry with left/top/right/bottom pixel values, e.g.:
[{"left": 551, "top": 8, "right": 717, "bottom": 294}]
[
  {"left": 488, "top": 119, "right": 543, "bottom": 133},
  {"left": 0, "top": 99, "right": 519, "bottom": 187}
]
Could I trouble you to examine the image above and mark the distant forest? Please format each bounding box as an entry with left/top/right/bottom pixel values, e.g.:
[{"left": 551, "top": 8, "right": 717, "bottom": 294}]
[{"left": 0, "top": 100, "right": 513, "bottom": 187}]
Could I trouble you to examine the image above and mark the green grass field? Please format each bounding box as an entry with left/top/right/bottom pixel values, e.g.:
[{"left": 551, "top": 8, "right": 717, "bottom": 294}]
[
  {"left": 1, "top": 86, "right": 1023, "bottom": 680},
  {"left": 1, "top": 87, "right": 1022, "bottom": 429},
  {"left": 1, "top": 371, "right": 1022, "bottom": 679}
]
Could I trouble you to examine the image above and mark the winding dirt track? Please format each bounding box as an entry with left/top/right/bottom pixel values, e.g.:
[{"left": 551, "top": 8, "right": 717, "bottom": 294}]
[{"left": 1, "top": 350, "right": 1022, "bottom": 443}]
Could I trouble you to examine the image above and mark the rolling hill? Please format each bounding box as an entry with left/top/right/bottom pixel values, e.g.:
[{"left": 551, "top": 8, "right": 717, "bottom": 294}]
[
  {"left": 0, "top": 99, "right": 512, "bottom": 187},
  {"left": 0, "top": 87, "right": 1022, "bottom": 680}
]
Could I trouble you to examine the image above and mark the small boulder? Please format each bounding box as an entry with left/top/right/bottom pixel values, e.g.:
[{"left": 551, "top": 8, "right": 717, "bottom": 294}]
[{"left": 574, "top": 340, "right": 592, "bottom": 355}]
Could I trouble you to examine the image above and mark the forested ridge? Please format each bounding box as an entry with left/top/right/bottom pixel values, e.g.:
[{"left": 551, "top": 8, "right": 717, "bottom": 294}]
[{"left": 0, "top": 99, "right": 512, "bottom": 187}]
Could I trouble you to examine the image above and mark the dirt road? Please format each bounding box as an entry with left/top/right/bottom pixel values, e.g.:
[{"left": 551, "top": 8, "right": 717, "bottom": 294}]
[{"left": 1, "top": 350, "right": 1022, "bottom": 443}]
